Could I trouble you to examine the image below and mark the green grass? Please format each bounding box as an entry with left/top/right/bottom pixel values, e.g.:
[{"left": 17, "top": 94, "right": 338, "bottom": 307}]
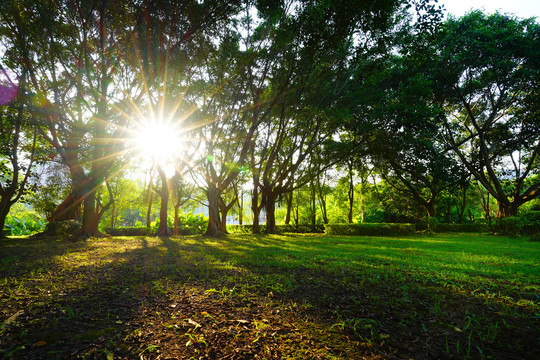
[{"left": 0, "top": 233, "right": 538, "bottom": 359}]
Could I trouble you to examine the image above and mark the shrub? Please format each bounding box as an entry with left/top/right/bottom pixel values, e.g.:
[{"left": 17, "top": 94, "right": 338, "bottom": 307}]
[
  {"left": 45, "top": 220, "right": 81, "bottom": 236},
  {"left": 227, "top": 224, "right": 325, "bottom": 234},
  {"left": 325, "top": 223, "right": 415, "bottom": 236},
  {"left": 520, "top": 211, "right": 540, "bottom": 235},
  {"left": 426, "top": 217, "right": 439, "bottom": 232},
  {"left": 433, "top": 223, "right": 488, "bottom": 233},
  {"left": 227, "top": 225, "right": 252, "bottom": 234},
  {"left": 499, "top": 217, "right": 524, "bottom": 237},
  {"left": 105, "top": 227, "right": 154, "bottom": 236},
  {"left": 105, "top": 213, "right": 208, "bottom": 236},
  {"left": 3, "top": 211, "right": 46, "bottom": 236}
]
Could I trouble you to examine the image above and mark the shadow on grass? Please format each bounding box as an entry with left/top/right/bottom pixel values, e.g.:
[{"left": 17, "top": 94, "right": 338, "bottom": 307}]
[{"left": 0, "top": 234, "right": 538, "bottom": 359}]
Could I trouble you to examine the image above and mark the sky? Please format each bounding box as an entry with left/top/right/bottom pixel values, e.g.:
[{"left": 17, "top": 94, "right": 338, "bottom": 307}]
[{"left": 438, "top": 0, "right": 540, "bottom": 19}]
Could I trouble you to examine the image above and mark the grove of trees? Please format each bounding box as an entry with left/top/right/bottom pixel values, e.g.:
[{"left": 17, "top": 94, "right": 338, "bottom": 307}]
[{"left": 1, "top": 0, "right": 538, "bottom": 238}]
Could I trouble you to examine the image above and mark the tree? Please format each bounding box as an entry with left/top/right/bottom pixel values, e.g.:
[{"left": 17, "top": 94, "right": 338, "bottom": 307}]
[
  {"left": 431, "top": 11, "right": 540, "bottom": 217},
  {"left": 0, "top": 75, "right": 43, "bottom": 236},
  {"left": 250, "top": 0, "right": 407, "bottom": 233},
  {"left": 0, "top": 0, "right": 139, "bottom": 237},
  {"left": 170, "top": 172, "right": 194, "bottom": 236},
  {"left": 353, "top": 52, "right": 467, "bottom": 220}
]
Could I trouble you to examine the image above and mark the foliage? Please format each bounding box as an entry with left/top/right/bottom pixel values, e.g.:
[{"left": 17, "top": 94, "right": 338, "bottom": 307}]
[
  {"left": 106, "top": 212, "right": 208, "bottom": 236},
  {"left": 431, "top": 11, "right": 540, "bottom": 217},
  {"left": 227, "top": 224, "right": 325, "bottom": 234},
  {"left": 3, "top": 214, "right": 45, "bottom": 236},
  {"left": 498, "top": 217, "right": 524, "bottom": 237},
  {"left": 519, "top": 211, "right": 540, "bottom": 235},
  {"left": 325, "top": 223, "right": 415, "bottom": 236},
  {"left": 45, "top": 220, "right": 82, "bottom": 237},
  {"left": 417, "top": 222, "right": 488, "bottom": 233}
]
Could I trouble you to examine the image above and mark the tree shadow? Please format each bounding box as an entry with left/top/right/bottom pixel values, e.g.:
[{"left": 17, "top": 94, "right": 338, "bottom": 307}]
[{"left": 0, "top": 235, "right": 538, "bottom": 359}]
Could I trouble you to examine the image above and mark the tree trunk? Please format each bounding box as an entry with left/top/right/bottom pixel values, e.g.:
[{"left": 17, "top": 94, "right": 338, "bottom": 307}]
[
  {"left": 50, "top": 191, "right": 82, "bottom": 222},
  {"left": 110, "top": 200, "right": 116, "bottom": 228},
  {"left": 497, "top": 201, "right": 518, "bottom": 218},
  {"left": 310, "top": 183, "right": 316, "bottom": 229},
  {"left": 457, "top": 185, "right": 468, "bottom": 224},
  {"left": 265, "top": 192, "right": 278, "bottom": 234},
  {"left": 157, "top": 166, "right": 170, "bottom": 237},
  {"left": 284, "top": 191, "right": 293, "bottom": 225},
  {"left": 359, "top": 179, "right": 365, "bottom": 223},
  {"left": 146, "top": 188, "right": 153, "bottom": 229},
  {"left": 294, "top": 191, "right": 299, "bottom": 226},
  {"left": 218, "top": 197, "right": 228, "bottom": 234},
  {"left": 445, "top": 202, "right": 451, "bottom": 223},
  {"left": 251, "top": 186, "right": 261, "bottom": 234},
  {"left": 348, "top": 168, "right": 354, "bottom": 224},
  {"left": 79, "top": 191, "right": 102, "bottom": 237},
  {"left": 205, "top": 183, "right": 222, "bottom": 236},
  {"left": 238, "top": 189, "right": 243, "bottom": 225},
  {"left": 173, "top": 205, "right": 180, "bottom": 236},
  {"left": 319, "top": 195, "right": 328, "bottom": 224},
  {"left": 426, "top": 201, "right": 436, "bottom": 219},
  {"left": 0, "top": 198, "right": 11, "bottom": 238}
]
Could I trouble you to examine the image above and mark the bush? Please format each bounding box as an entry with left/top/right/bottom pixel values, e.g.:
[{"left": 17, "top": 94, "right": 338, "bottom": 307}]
[
  {"left": 227, "top": 225, "right": 252, "bottom": 234},
  {"left": 105, "top": 227, "right": 154, "bottom": 236},
  {"left": 4, "top": 214, "right": 46, "bottom": 236},
  {"left": 325, "top": 223, "right": 415, "bottom": 236},
  {"left": 105, "top": 213, "right": 208, "bottom": 236},
  {"left": 424, "top": 223, "right": 489, "bottom": 233},
  {"left": 520, "top": 211, "right": 540, "bottom": 235},
  {"left": 427, "top": 217, "right": 439, "bottom": 232},
  {"left": 227, "top": 224, "right": 325, "bottom": 234},
  {"left": 499, "top": 217, "right": 524, "bottom": 237},
  {"left": 46, "top": 220, "right": 81, "bottom": 236}
]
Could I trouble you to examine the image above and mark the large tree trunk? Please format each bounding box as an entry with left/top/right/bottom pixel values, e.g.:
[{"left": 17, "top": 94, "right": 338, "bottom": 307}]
[
  {"left": 50, "top": 169, "right": 85, "bottom": 223},
  {"left": 205, "top": 183, "right": 222, "bottom": 236},
  {"left": 265, "top": 192, "right": 278, "bottom": 234},
  {"left": 497, "top": 201, "right": 519, "bottom": 218},
  {"left": 218, "top": 197, "right": 228, "bottom": 234},
  {"left": 49, "top": 191, "right": 82, "bottom": 222},
  {"left": 79, "top": 190, "right": 102, "bottom": 237},
  {"left": 157, "top": 166, "right": 170, "bottom": 237},
  {"left": 0, "top": 198, "right": 11, "bottom": 238}
]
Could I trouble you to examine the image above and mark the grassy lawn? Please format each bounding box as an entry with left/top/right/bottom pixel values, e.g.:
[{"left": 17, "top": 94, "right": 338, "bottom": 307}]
[{"left": 0, "top": 233, "right": 538, "bottom": 359}]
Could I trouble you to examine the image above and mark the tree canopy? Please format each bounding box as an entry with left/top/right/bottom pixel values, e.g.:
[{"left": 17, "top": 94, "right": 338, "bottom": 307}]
[{"left": 0, "top": 1, "right": 538, "bottom": 238}]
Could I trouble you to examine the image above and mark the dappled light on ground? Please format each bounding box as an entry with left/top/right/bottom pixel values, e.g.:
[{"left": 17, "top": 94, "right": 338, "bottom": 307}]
[{"left": 0, "top": 234, "right": 538, "bottom": 359}]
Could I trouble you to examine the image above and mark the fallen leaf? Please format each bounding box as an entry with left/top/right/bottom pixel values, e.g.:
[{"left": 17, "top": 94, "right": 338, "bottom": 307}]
[
  {"left": 33, "top": 341, "right": 47, "bottom": 347},
  {"left": 187, "top": 319, "right": 201, "bottom": 328}
]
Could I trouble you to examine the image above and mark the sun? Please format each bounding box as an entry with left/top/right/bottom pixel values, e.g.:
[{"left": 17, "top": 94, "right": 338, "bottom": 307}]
[{"left": 133, "top": 119, "right": 183, "bottom": 167}]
